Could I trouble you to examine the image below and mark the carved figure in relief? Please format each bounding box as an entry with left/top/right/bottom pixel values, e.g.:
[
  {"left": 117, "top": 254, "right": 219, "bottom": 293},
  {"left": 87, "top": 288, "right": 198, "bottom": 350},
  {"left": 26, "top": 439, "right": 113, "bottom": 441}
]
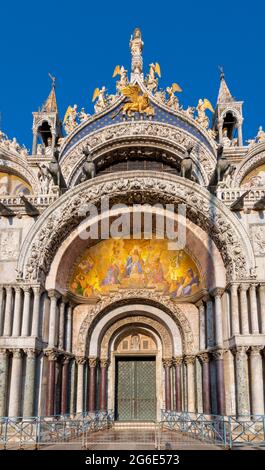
[{"left": 196, "top": 98, "right": 214, "bottom": 129}]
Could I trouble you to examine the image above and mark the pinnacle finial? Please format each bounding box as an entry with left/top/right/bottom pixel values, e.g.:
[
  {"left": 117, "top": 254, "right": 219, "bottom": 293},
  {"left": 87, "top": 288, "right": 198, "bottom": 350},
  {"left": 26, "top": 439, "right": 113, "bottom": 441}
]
[
  {"left": 48, "top": 73, "right": 56, "bottom": 89},
  {"left": 218, "top": 65, "right": 225, "bottom": 80}
]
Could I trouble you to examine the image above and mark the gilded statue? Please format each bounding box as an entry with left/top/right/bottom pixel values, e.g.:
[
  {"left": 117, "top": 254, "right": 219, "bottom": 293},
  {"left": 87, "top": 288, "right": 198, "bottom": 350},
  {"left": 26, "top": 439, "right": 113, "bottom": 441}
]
[
  {"left": 130, "top": 27, "right": 144, "bottom": 77},
  {"left": 63, "top": 104, "right": 78, "bottom": 134},
  {"left": 166, "top": 83, "right": 182, "bottom": 110},
  {"left": 195, "top": 98, "right": 214, "bottom": 129},
  {"left": 146, "top": 63, "right": 161, "bottom": 93},
  {"left": 112, "top": 84, "right": 155, "bottom": 118},
  {"left": 92, "top": 87, "right": 108, "bottom": 113},
  {"left": 113, "top": 65, "right": 129, "bottom": 92}
]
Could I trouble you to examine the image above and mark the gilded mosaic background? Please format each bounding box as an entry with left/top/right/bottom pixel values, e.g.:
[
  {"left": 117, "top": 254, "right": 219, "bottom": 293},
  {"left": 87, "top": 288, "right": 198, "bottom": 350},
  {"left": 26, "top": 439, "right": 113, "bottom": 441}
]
[{"left": 69, "top": 239, "right": 201, "bottom": 298}]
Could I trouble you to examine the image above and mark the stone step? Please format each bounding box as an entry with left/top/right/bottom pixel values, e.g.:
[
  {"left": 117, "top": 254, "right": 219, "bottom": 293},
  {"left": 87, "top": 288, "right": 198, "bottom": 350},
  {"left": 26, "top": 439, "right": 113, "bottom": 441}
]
[{"left": 114, "top": 421, "right": 156, "bottom": 429}]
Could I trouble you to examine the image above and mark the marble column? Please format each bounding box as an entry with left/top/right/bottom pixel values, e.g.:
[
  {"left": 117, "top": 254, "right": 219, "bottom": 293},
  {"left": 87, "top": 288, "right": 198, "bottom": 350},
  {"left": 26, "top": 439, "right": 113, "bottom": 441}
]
[
  {"left": 237, "top": 120, "right": 243, "bottom": 147},
  {"left": 46, "top": 351, "right": 58, "bottom": 416},
  {"left": 230, "top": 283, "right": 240, "bottom": 336},
  {"left": 239, "top": 284, "right": 249, "bottom": 334},
  {"left": 3, "top": 286, "right": 13, "bottom": 336},
  {"left": 212, "top": 288, "right": 224, "bottom": 347},
  {"left": 61, "top": 356, "right": 70, "bottom": 415},
  {"left": 58, "top": 298, "right": 66, "bottom": 350},
  {"left": 48, "top": 290, "right": 60, "bottom": 348},
  {"left": 21, "top": 287, "right": 31, "bottom": 336},
  {"left": 249, "top": 285, "right": 259, "bottom": 334},
  {"left": 163, "top": 358, "right": 172, "bottom": 410},
  {"left": 99, "top": 359, "right": 109, "bottom": 411},
  {"left": 65, "top": 304, "right": 73, "bottom": 352},
  {"left": 76, "top": 356, "right": 86, "bottom": 414},
  {"left": 249, "top": 346, "right": 264, "bottom": 416},
  {"left": 184, "top": 355, "right": 196, "bottom": 412},
  {"left": 173, "top": 357, "right": 182, "bottom": 412},
  {"left": 0, "top": 349, "right": 9, "bottom": 416},
  {"left": 32, "top": 131, "right": 38, "bottom": 155},
  {"left": 259, "top": 285, "right": 265, "bottom": 334},
  {"left": 23, "top": 349, "right": 37, "bottom": 417},
  {"left": 197, "top": 301, "right": 206, "bottom": 351},
  {"left": 9, "top": 349, "right": 23, "bottom": 417},
  {"left": 212, "top": 350, "right": 226, "bottom": 416},
  {"left": 205, "top": 296, "right": 215, "bottom": 348},
  {"left": 31, "top": 287, "right": 41, "bottom": 337},
  {"left": 12, "top": 286, "right": 22, "bottom": 336},
  {"left": 198, "top": 352, "right": 211, "bottom": 415},
  {"left": 233, "top": 346, "right": 250, "bottom": 416},
  {"left": 0, "top": 286, "right": 4, "bottom": 336},
  {"left": 88, "top": 357, "right": 97, "bottom": 412}
]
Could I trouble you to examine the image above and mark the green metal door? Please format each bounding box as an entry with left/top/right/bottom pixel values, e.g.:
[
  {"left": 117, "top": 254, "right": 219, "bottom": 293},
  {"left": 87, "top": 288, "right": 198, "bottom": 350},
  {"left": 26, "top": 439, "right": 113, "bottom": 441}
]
[{"left": 115, "top": 357, "right": 156, "bottom": 421}]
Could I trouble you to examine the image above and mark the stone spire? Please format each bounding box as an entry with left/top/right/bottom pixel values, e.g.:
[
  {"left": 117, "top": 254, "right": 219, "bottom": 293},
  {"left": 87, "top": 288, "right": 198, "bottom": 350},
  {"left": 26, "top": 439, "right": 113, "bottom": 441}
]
[
  {"left": 217, "top": 67, "right": 234, "bottom": 104},
  {"left": 129, "top": 27, "right": 144, "bottom": 82},
  {"left": 42, "top": 74, "right": 58, "bottom": 113}
]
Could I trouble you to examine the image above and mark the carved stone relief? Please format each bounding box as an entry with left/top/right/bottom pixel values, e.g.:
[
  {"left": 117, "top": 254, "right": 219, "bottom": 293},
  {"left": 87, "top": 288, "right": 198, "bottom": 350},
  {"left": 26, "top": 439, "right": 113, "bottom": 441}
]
[{"left": 0, "top": 229, "right": 21, "bottom": 260}]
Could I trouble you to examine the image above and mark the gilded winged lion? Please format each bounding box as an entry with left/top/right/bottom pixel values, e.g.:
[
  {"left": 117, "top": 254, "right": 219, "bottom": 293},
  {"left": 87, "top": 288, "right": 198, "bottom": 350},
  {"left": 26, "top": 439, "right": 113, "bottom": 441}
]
[{"left": 112, "top": 84, "right": 155, "bottom": 118}]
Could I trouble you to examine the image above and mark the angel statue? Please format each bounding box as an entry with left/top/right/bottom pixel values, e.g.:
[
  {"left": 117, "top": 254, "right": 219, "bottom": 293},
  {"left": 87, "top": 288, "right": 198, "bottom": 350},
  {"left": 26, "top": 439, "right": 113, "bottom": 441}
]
[
  {"left": 196, "top": 99, "right": 214, "bottom": 129},
  {"left": 92, "top": 86, "right": 108, "bottom": 113},
  {"left": 146, "top": 63, "right": 161, "bottom": 93},
  {"left": 113, "top": 65, "right": 129, "bottom": 93},
  {"left": 78, "top": 107, "right": 90, "bottom": 122},
  {"left": 166, "top": 83, "right": 182, "bottom": 110},
  {"left": 63, "top": 104, "right": 78, "bottom": 134},
  {"left": 256, "top": 125, "right": 265, "bottom": 143}
]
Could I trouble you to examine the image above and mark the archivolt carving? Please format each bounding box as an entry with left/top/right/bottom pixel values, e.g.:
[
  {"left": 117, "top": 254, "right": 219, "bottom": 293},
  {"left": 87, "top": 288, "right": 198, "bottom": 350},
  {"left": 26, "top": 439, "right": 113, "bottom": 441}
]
[
  {"left": 18, "top": 172, "right": 254, "bottom": 283},
  {"left": 75, "top": 289, "right": 195, "bottom": 355},
  {"left": 99, "top": 315, "right": 172, "bottom": 359},
  {"left": 60, "top": 122, "right": 216, "bottom": 184},
  {"left": 234, "top": 145, "right": 265, "bottom": 185},
  {"left": 0, "top": 155, "right": 38, "bottom": 193}
]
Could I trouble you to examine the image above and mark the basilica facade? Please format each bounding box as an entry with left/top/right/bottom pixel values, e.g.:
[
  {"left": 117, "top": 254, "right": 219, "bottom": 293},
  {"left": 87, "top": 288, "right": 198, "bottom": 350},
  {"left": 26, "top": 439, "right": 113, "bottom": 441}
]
[{"left": 0, "top": 28, "right": 265, "bottom": 421}]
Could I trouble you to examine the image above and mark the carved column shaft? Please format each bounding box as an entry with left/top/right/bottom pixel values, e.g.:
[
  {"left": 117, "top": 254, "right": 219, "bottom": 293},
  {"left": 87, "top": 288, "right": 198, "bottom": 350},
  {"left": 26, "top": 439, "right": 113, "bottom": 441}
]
[
  {"left": 48, "top": 292, "right": 59, "bottom": 348},
  {"left": 239, "top": 285, "right": 249, "bottom": 335},
  {"left": 0, "top": 349, "right": 9, "bottom": 416},
  {"left": 259, "top": 286, "right": 265, "bottom": 334},
  {"left": 184, "top": 356, "right": 196, "bottom": 412},
  {"left": 213, "top": 289, "right": 224, "bottom": 347},
  {"left": 61, "top": 357, "right": 69, "bottom": 415},
  {"left": 21, "top": 287, "right": 31, "bottom": 336},
  {"left": 3, "top": 287, "right": 13, "bottom": 336},
  {"left": 9, "top": 349, "right": 23, "bottom": 417},
  {"left": 31, "top": 287, "right": 41, "bottom": 337},
  {"left": 23, "top": 349, "right": 36, "bottom": 417},
  {"left": 99, "top": 359, "right": 109, "bottom": 411},
  {"left": 199, "top": 353, "right": 211, "bottom": 414},
  {"left": 12, "top": 287, "right": 22, "bottom": 336},
  {"left": 233, "top": 347, "right": 250, "bottom": 416},
  {"left": 65, "top": 304, "right": 73, "bottom": 352},
  {"left": 249, "top": 347, "right": 264, "bottom": 415},
  {"left": 88, "top": 358, "right": 97, "bottom": 412},
  {"left": 46, "top": 353, "right": 57, "bottom": 416},
  {"left": 58, "top": 299, "right": 66, "bottom": 350},
  {"left": 76, "top": 357, "right": 86, "bottom": 414},
  {"left": 163, "top": 359, "right": 172, "bottom": 410},
  {"left": 249, "top": 285, "right": 259, "bottom": 334},
  {"left": 197, "top": 301, "right": 206, "bottom": 351},
  {"left": 173, "top": 358, "right": 182, "bottom": 412},
  {"left": 230, "top": 284, "right": 240, "bottom": 336}
]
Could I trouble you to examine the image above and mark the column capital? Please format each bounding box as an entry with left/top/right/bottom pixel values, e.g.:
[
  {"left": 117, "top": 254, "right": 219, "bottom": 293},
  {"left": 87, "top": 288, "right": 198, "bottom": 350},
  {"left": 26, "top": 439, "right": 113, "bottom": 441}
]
[
  {"left": 88, "top": 357, "right": 98, "bottom": 368},
  {"left": 48, "top": 289, "right": 61, "bottom": 300},
  {"left": 198, "top": 352, "right": 210, "bottom": 363},
  {"left": 162, "top": 358, "right": 173, "bottom": 368},
  {"left": 45, "top": 349, "right": 59, "bottom": 361},
  {"left": 183, "top": 355, "right": 196, "bottom": 365},
  {"left": 75, "top": 355, "right": 86, "bottom": 365},
  {"left": 0, "top": 348, "right": 9, "bottom": 357},
  {"left": 249, "top": 345, "right": 263, "bottom": 356},
  {"left": 22, "top": 285, "right": 32, "bottom": 294},
  {"left": 231, "top": 346, "right": 249, "bottom": 356},
  {"left": 212, "top": 349, "right": 227, "bottom": 360},
  {"left": 195, "top": 299, "right": 204, "bottom": 309},
  {"left": 24, "top": 348, "right": 37, "bottom": 359},
  {"left": 211, "top": 287, "right": 224, "bottom": 298},
  {"left": 5, "top": 285, "right": 13, "bottom": 293},
  {"left": 32, "top": 285, "right": 42, "bottom": 295},
  {"left": 173, "top": 356, "right": 183, "bottom": 366},
  {"left": 239, "top": 283, "right": 249, "bottom": 292},
  {"left": 249, "top": 283, "right": 258, "bottom": 290},
  {"left": 12, "top": 348, "right": 23, "bottom": 359},
  {"left": 100, "top": 358, "right": 110, "bottom": 368},
  {"left": 202, "top": 293, "right": 211, "bottom": 303},
  {"left": 61, "top": 355, "right": 71, "bottom": 365},
  {"left": 14, "top": 285, "right": 22, "bottom": 293},
  {"left": 258, "top": 283, "right": 265, "bottom": 292}
]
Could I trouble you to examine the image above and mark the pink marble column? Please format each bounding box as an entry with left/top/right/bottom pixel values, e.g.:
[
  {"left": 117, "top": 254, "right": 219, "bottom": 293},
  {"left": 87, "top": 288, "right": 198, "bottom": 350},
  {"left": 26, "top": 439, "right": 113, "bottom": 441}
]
[
  {"left": 163, "top": 358, "right": 172, "bottom": 410},
  {"left": 173, "top": 357, "right": 182, "bottom": 412},
  {"left": 198, "top": 352, "right": 211, "bottom": 414},
  {"left": 99, "top": 359, "right": 109, "bottom": 411},
  {"left": 88, "top": 357, "right": 97, "bottom": 412}
]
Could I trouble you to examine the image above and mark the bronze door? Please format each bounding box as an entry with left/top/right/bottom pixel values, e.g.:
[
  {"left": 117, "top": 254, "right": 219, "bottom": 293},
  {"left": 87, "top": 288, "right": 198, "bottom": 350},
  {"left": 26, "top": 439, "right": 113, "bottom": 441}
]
[{"left": 115, "top": 357, "right": 156, "bottom": 421}]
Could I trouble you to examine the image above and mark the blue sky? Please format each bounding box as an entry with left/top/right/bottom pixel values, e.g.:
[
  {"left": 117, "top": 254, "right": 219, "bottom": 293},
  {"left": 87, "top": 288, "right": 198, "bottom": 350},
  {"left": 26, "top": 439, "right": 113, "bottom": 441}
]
[{"left": 0, "top": 0, "right": 264, "bottom": 149}]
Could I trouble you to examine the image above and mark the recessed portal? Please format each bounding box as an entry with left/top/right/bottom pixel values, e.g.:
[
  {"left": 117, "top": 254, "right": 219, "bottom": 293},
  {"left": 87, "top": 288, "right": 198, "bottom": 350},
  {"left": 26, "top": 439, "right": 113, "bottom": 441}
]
[{"left": 115, "top": 356, "right": 156, "bottom": 421}]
